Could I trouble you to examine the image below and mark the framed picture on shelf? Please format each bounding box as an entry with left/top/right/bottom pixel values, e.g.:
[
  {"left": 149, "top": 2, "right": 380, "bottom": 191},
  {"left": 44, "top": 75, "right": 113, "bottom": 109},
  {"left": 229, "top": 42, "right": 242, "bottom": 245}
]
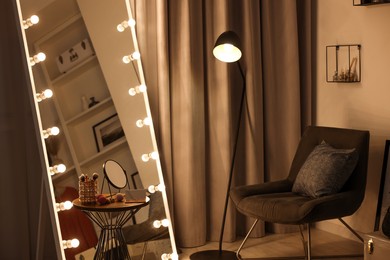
[
  {"left": 93, "top": 114, "right": 125, "bottom": 152},
  {"left": 375, "top": 140, "right": 390, "bottom": 231}
]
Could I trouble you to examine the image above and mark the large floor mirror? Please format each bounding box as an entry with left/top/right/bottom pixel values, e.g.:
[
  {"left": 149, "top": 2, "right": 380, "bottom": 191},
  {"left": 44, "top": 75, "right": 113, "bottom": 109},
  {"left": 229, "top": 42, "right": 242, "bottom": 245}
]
[{"left": 16, "top": 0, "right": 177, "bottom": 259}]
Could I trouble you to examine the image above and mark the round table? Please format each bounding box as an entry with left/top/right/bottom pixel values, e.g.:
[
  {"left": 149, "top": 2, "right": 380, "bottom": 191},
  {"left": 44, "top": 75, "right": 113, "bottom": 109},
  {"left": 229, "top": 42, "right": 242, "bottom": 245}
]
[{"left": 73, "top": 198, "right": 148, "bottom": 260}]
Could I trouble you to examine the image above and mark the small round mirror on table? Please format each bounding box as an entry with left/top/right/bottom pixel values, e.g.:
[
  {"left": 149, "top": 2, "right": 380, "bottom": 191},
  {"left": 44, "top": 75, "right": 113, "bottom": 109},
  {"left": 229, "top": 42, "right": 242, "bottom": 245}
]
[{"left": 102, "top": 159, "right": 130, "bottom": 194}]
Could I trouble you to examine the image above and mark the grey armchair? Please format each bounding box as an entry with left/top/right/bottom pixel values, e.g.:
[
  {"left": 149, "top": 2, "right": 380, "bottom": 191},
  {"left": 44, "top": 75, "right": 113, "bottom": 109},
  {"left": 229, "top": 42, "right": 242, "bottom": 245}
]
[
  {"left": 230, "top": 126, "right": 370, "bottom": 259},
  {"left": 122, "top": 192, "right": 169, "bottom": 259}
]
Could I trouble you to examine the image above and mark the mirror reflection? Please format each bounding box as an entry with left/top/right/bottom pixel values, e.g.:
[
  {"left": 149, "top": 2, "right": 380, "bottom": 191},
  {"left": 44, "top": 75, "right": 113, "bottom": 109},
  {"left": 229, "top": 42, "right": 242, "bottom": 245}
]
[
  {"left": 103, "top": 159, "right": 129, "bottom": 190},
  {"left": 18, "top": 0, "right": 177, "bottom": 258}
]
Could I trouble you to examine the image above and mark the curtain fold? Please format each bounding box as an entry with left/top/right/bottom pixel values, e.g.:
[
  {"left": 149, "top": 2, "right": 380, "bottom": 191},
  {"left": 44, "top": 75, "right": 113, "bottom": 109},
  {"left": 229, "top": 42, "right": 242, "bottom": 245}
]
[{"left": 136, "top": 0, "right": 312, "bottom": 248}]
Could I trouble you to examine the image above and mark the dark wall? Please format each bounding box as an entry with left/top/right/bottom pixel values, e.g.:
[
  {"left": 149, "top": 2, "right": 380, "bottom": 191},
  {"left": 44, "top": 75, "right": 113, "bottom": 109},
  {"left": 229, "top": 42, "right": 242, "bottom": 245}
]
[{"left": 0, "top": 0, "right": 58, "bottom": 259}]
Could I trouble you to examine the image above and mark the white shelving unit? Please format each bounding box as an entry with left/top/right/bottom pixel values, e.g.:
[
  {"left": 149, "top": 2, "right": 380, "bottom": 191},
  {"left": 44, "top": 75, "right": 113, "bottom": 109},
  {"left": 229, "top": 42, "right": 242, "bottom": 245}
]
[{"left": 34, "top": 13, "right": 136, "bottom": 183}]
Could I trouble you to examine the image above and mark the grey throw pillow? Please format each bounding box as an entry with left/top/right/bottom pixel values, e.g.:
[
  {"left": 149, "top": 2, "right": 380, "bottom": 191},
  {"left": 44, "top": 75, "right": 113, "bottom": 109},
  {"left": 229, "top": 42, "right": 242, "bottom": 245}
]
[{"left": 292, "top": 142, "right": 359, "bottom": 198}]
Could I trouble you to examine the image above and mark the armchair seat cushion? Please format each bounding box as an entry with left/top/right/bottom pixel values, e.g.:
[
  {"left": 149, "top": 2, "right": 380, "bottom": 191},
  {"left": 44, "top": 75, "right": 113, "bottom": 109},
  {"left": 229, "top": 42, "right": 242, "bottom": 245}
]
[
  {"left": 232, "top": 188, "right": 359, "bottom": 224},
  {"left": 235, "top": 192, "right": 312, "bottom": 223}
]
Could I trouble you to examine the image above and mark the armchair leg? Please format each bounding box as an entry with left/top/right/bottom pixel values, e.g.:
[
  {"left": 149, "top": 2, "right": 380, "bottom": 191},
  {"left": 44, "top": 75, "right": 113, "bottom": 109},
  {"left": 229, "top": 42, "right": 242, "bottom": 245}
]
[
  {"left": 236, "top": 219, "right": 259, "bottom": 259},
  {"left": 338, "top": 218, "right": 363, "bottom": 242},
  {"left": 307, "top": 223, "right": 311, "bottom": 260},
  {"left": 141, "top": 241, "right": 148, "bottom": 260},
  {"left": 235, "top": 219, "right": 362, "bottom": 259}
]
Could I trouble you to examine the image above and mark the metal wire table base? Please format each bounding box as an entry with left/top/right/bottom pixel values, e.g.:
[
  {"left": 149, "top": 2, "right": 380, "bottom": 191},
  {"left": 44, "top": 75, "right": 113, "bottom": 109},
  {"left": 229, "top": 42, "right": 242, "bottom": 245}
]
[{"left": 83, "top": 208, "right": 142, "bottom": 260}]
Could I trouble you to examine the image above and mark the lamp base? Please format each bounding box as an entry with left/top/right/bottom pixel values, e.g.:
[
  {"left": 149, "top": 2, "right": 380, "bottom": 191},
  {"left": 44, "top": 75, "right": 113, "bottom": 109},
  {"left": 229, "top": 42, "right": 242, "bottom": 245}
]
[{"left": 190, "top": 250, "right": 237, "bottom": 260}]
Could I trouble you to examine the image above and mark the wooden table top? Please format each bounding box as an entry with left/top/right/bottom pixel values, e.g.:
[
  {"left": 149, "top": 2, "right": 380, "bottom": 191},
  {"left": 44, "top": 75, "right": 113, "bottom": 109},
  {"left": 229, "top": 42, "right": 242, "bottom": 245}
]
[{"left": 72, "top": 198, "right": 148, "bottom": 212}]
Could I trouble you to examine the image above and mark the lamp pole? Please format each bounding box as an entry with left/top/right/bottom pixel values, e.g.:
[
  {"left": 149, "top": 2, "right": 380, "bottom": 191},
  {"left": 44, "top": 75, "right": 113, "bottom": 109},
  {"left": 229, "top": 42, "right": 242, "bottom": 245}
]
[
  {"left": 190, "top": 31, "right": 245, "bottom": 260},
  {"left": 219, "top": 61, "right": 245, "bottom": 253}
]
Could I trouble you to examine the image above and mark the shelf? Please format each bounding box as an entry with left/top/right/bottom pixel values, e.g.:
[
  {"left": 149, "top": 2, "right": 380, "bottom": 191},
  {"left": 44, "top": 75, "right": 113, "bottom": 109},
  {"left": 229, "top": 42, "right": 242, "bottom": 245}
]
[
  {"left": 51, "top": 55, "right": 97, "bottom": 85},
  {"left": 65, "top": 97, "right": 113, "bottom": 125},
  {"left": 79, "top": 138, "right": 128, "bottom": 168},
  {"left": 326, "top": 44, "right": 361, "bottom": 83}
]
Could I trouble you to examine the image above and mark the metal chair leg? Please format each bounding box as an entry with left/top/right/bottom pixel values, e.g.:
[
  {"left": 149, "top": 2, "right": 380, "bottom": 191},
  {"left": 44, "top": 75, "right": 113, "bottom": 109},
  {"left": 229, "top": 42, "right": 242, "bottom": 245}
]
[
  {"left": 236, "top": 219, "right": 259, "bottom": 259},
  {"left": 338, "top": 218, "right": 363, "bottom": 242},
  {"left": 306, "top": 223, "right": 311, "bottom": 260},
  {"left": 141, "top": 241, "right": 148, "bottom": 260},
  {"left": 299, "top": 225, "right": 307, "bottom": 259}
]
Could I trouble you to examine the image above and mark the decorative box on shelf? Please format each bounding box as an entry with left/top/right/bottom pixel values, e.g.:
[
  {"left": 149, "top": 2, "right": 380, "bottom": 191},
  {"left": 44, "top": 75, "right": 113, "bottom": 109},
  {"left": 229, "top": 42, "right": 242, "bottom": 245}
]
[
  {"left": 326, "top": 44, "right": 361, "bottom": 83},
  {"left": 56, "top": 38, "right": 95, "bottom": 74}
]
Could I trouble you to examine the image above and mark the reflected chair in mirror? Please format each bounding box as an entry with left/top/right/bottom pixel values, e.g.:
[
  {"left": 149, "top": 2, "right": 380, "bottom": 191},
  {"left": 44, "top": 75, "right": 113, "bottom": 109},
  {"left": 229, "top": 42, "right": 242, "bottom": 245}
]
[
  {"left": 231, "top": 125, "right": 370, "bottom": 259},
  {"left": 122, "top": 192, "right": 170, "bottom": 260},
  {"left": 101, "top": 159, "right": 131, "bottom": 195},
  {"left": 56, "top": 187, "right": 98, "bottom": 259}
]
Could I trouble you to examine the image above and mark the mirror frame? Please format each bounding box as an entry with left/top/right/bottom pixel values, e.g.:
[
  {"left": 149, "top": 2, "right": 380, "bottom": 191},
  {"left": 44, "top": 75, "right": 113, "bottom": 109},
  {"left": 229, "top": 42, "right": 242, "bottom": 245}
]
[{"left": 15, "top": 0, "right": 178, "bottom": 258}]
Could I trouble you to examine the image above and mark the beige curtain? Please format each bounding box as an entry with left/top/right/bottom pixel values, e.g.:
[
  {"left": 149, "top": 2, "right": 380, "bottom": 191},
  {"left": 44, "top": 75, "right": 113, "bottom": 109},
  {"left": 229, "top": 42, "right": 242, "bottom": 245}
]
[{"left": 135, "top": 0, "right": 312, "bottom": 248}]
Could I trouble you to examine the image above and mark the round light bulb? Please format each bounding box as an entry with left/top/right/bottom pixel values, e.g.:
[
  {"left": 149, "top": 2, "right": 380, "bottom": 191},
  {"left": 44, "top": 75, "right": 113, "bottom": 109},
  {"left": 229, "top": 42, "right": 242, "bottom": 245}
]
[
  {"left": 63, "top": 201, "right": 73, "bottom": 210},
  {"left": 144, "top": 117, "right": 151, "bottom": 125},
  {"left": 50, "top": 127, "right": 60, "bottom": 136},
  {"left": 153, "top": 220, "right": 162, "bottom": 228},
  {"left": 70, "top": 239, "right": 79, "bottom": 248},
  {"left": 136, "top": 120, "right": 144, "bottom": 128},
  {"left": 122, "top": 55, "right": 131, "bottom": 64},
  {"left": 56, "top": 163, "right": 66, "bottom": 173},
  {"left": 117, "top": 24, "right": 125, "bottom": 32},
  {"left": 141, "top": 154, "right": 150, "bottom": 162},
  {"left": 138, "top": 84, "right": 147, "bottom": 93},
  {"left": 161, "top": 219, "right": 169, "bottom": 227},
  {"left": 157, "top": 183, "right": 166, "bottom": 192},
  {"left": 131, "top": 51, "right": 141, "bottom": 60},
  {"left": 36, "top": 52, "right": 46, "bottom": 62},
  {"left": 43, "top": 89, "right": 53, "bottom": 98},
  {"left": 150, "top": 151, "right": 159, "bottom": 160},
  {"left": 128, "top": 19, "right": 136, "bottom": 27},
  {"left": 30, "top": 15, "right": 39, "bottom": 25},
  {"left": 128, "top": 88, "right": 137, "bottom": 96},
  {"left": 148, "top": 185, "right": 156, "bottom": 193}
]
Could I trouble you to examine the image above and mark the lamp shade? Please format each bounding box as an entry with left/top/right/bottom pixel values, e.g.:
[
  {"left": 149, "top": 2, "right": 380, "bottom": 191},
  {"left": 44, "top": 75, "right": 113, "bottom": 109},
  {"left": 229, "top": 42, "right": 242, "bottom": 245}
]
[{"left": 213, "top": 31, "right": 242, "bottom": 63}]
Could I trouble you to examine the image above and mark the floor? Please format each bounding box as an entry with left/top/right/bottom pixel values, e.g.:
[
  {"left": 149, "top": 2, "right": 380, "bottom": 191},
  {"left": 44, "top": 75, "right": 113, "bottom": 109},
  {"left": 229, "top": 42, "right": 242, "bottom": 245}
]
[
  {"left": 75, "top": 228, "right": 363, "bottom": 259},
  {"left": 179, "top": 228, "right": 363, "bottom": 260}
]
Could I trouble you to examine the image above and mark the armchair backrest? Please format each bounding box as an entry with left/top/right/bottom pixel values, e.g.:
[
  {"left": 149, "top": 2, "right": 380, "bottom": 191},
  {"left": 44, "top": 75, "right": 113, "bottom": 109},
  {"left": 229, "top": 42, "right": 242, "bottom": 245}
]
[{"left": 288, "top": 126, "right": 370, "bottom": 202}]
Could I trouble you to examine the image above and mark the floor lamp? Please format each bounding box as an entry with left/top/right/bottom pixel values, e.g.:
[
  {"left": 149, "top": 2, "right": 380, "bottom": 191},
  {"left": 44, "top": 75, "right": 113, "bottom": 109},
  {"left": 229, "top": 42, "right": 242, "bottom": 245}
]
[{"left": 190, "top": 31, "right": 246, "bottom": 260}]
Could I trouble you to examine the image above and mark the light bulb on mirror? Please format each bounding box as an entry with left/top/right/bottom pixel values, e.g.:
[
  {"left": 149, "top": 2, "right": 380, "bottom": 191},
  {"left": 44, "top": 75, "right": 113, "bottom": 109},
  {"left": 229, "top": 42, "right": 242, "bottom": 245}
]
[
  {"left": 136, "top": 117, "right": 152, "bottom": 128},
  {"left": 56, "top": 201, "right": 73, "bottom": 212},
  {"left": 148, "top": 183, "right": 165, "bottom": 194},
  {"left": 122, "top": 51, "right": 140, "bottom": 64},
  {"left": 153, "top": 219, "right": 169, "bottom": 228},
  {"left": 62, "top": 238, "right": 79, "bottom": 249},
  {"left": 30, "top": 52, "right": 46, "bottom": 66},
  {"left": 36, "top": 89, "right": 53, "bottom": 102},
  {"left": 129, "top": 84, "right": 147, "bottom": 96},
  {"left": 42, "top": 126, "right": 60, "bottom": 139},
  {"left": 161, "top": 253, "right": 179, "bottom": 260},
  {"left": 49, "top": 163, "right": 66, "bottom": 175},
  {"left": 23, "top": 15, "right": 39, "bottom": 29},
  {"left": 141, "top": 151, "right": 158, "bottom": 162},
  {"left": 117, "top": 18, "right": 136, "bottom": 32}
]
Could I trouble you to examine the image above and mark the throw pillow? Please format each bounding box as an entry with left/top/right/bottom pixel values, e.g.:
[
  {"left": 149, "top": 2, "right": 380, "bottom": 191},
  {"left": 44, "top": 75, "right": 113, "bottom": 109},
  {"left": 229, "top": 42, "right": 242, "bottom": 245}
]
[{"left": 292, "top": 142, "right": 359, "bottom": 198}]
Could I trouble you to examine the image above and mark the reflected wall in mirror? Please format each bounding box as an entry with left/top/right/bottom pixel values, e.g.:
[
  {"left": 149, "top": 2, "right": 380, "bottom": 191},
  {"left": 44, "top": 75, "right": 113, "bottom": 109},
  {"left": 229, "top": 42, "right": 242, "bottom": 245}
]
[{"left": 17, "top": 0, "right": 177, "bottom": 258}]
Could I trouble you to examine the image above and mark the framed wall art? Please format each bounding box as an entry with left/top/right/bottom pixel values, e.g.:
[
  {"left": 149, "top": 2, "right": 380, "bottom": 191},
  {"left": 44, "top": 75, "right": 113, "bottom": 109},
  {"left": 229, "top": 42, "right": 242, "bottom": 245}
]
[
  {"left": 375, "top": 140, "right": 390, "bottom": 231},
  {"left": 93, "top": 114, "right": 125, "bottom": 152}
]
